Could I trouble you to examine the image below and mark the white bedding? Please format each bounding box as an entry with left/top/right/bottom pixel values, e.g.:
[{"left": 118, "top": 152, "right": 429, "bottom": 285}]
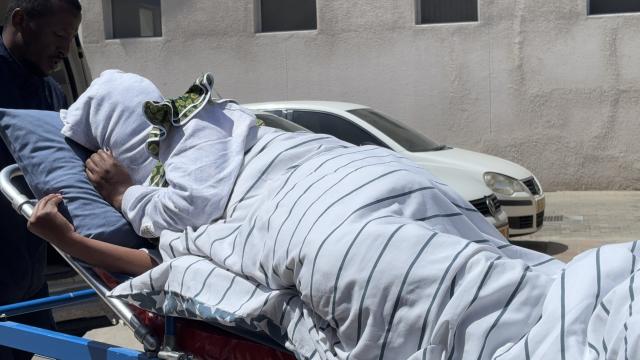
[{"left": 110, "top": 129, "right": 640, "bottom": 360}]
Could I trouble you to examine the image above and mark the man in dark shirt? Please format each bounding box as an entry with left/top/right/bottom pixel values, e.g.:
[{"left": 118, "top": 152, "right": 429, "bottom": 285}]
[{"left": 0, "top": 1, "right": 81, "bottom": 359}]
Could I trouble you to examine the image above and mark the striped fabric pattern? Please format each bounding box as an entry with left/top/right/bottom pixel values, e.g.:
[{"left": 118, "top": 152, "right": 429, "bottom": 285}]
[{"left": 110, "top": 130, "right": 639, "bottom": 359}]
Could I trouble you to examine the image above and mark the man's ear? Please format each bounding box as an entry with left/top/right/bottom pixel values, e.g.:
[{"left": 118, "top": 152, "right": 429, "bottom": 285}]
[{"left": 10, "top": 8, "right": 26, "bottom": 32}]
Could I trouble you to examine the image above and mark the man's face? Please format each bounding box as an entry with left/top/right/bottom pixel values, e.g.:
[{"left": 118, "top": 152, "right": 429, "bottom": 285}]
[{"left": 19, "top": 4, "right": 81, "bottom": 75}]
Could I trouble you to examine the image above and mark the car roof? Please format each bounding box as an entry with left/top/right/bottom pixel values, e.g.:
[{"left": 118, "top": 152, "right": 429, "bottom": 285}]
[{"left": 244, "top": 101, "right": 369, "bottom": 113}]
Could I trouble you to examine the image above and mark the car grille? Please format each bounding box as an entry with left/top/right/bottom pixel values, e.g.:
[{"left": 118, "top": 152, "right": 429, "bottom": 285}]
[
  {"left": 522, "top": 177, "right": 541, "bottom": 195},
  {"left": 469, "top": 194, "right": 501, "bottom": 217},
  {"left": 509, "top": 211, "right": 545, "bottom": 230},
  {"left": 508, "top": 215, "right": 533, "bottom": 229}
]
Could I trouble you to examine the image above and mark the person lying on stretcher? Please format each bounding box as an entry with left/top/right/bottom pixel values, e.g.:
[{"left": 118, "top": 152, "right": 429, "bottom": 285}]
[
  {"left": 28, "top": 69, "right": 262, "bottom": 275},
  {"left": 23, "top": 70, "right": 640, "bottom": 360}
]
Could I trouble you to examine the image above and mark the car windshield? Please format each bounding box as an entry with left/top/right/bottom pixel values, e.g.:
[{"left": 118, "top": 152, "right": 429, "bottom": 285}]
[
  {"left": 255, "top": 113, "right": 308, "bottom": 132},
  {"left": 347, "top": 108, "right": 443, "bottom": 152}
]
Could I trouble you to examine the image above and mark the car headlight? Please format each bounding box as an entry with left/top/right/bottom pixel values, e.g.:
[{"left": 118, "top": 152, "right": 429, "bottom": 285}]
[{"left": 483, "top": 172, "right": 527, "bottom": 196}]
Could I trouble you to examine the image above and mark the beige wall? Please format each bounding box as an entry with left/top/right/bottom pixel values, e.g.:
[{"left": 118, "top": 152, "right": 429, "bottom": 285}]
[{"left": 79, "top": 0, "right": 640, "bottom": 191}]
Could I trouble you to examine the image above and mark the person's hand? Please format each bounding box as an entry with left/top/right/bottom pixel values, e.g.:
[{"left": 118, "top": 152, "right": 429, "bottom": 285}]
[
  {"left": 85, "top": 149, "right": 133, "bottom": 210},
  {"left": 27, "top": 194, "right": 75, "bottom": 244}
]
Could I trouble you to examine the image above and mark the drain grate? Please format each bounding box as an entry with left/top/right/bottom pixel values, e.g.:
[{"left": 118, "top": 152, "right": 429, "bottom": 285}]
[{"left": 544, "top": 215, "right": 564, "bottom": 222}]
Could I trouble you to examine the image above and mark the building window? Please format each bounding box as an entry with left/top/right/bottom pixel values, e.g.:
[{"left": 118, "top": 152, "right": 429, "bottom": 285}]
[
  {"left": 589, "top": 0, "right": 640, "bottom": 15},
  {"left": 109, "top": 0, "right": 162, "bottom": 39},
  {"left": 257, "top": 0, "right": 317, "bottom": 33},
  {"left": 417, "top": 0, "right": 478, "bottom": 24}
]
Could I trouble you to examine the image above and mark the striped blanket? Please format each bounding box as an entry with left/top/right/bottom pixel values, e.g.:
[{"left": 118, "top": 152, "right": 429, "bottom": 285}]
[{"left": 110, "top": 129, "right": 640, "bottom": 359}]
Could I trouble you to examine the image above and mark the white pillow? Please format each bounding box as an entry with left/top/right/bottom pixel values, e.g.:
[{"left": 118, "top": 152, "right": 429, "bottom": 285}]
[{"left": 60, "top": 69, "right": 162, "bottom": 185}]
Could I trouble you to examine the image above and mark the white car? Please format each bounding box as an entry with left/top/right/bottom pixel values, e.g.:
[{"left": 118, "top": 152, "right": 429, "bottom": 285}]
[{"left": 245, "top": 101, "right": 545, "bottom": 237}]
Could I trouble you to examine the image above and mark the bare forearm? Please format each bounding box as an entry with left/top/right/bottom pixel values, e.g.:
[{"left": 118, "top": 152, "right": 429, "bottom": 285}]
[
  {"left": 26, "top": 194, "right": 154, "bottom": 275},
  {"left": 50, "top": 232, "right": 156, "bottom": 276}
]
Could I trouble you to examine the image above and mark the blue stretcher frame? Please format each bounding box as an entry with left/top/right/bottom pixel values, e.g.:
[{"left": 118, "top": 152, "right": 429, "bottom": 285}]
[
  {"left": 0, "top": 321, "right": 150, "bottom": 360},
  {"left": 0, "top": 289, "right": 97, "bottom": 318},
  {"left": 0, "top": 290, "right": 152, "bottom": 359}
]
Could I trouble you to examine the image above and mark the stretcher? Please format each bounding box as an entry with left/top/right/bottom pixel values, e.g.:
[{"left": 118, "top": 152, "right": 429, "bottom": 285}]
[{"left": 0, "top": 164, "right": 295, "bottom": 360}]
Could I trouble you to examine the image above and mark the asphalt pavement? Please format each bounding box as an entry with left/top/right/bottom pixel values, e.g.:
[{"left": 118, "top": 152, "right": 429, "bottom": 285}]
[{"left": 513, "top": 191, "right": 640, "bottom": 263}]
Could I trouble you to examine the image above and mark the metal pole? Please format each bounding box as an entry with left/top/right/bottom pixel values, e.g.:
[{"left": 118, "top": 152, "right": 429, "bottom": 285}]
[{"left": 0, "top": 289, "right": 97, "bottom": 318}]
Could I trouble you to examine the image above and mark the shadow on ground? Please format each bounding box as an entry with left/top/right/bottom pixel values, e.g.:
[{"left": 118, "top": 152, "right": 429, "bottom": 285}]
[{"left": 511, "top": 240, "right": 568, "bottom": 256}]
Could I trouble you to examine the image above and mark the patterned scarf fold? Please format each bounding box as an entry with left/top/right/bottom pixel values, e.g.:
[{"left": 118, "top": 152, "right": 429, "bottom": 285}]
[
  {"left": 141, "top": 73, "right": 263, "bottom": 188},
  {"left": 143, "top": 73, "right": 218, "bottom": 160}
]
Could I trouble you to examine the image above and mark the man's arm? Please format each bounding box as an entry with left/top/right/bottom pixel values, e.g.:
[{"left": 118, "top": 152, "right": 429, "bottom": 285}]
[{"left": 27, "top": 194, "right": 156, "bottom": 275}]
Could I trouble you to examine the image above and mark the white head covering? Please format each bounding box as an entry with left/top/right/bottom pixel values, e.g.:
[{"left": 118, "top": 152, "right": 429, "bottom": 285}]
[{"left": 60, "top": 69, "right": 162, "bottom": 185}]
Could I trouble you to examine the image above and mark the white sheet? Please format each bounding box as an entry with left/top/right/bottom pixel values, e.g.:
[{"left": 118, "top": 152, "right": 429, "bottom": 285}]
[
  {"left": 61, "top": 69, "right": 259, "bottom": 238},
  {"left": 110, "top": 130, "right": 639, "bottom": 360},
  {"left": 121, "top": 100, "right": 258, "bottom": 237},
  {"left": 60, "top": 69, "right": 160, "bottom": 185}
]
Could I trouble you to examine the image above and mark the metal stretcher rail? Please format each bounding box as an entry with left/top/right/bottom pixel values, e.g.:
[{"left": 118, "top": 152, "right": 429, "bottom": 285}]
[{"left": 0, "top": 164, "right": 160, "bottom": 352}]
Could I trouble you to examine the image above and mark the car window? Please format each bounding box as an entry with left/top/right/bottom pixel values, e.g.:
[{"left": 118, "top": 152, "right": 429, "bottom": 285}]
[
  {"left": 263, "top": 109, "right": 287, "bottom": 118},
  {"left": 347, "top": 108, "right": 442, "bottom": 152},
  {"left": 255, "top": 113, "right": 308, "bottom": 132},
  {"left": 291, "top": 110, "right": 388, "bottom": 148}
]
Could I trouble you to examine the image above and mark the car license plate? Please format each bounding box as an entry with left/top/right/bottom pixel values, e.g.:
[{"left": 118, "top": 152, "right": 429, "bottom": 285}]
[
  {"left": 536, "top": 197, "right": 545, "bottom": 213},
  {"left": 498, "top": 225, "right": 509, "bottom": 239}
]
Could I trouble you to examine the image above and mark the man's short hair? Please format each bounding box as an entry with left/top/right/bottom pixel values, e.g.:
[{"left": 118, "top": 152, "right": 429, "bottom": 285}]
[{"left": 5, "top": 0, "right": 82, "bottom": 22}]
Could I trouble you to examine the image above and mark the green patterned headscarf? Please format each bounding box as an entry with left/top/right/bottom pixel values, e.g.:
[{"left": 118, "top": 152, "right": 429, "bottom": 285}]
[
  {"left": 143, "top": 73, "right": 217, "bottom": 160},
  {"left": 142, "top": 73, "right": 263, "bottom": 188}
]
